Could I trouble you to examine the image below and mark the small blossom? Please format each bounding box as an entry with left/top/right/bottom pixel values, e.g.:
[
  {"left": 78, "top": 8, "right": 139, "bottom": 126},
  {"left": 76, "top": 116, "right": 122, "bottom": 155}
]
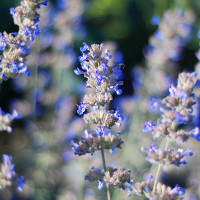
[
  {"left": 77, "top": 102, "right": 87, "bottom": 115},
  {"left": 74, "top": 67, "right": 85, "bottom": 75},
  {"left": 39, "top": 0, "right": 48, "bottom": 6},
  {"left": 10, "top": 8, "right": 16, "bottom": 16},
  {"left": 113, "top": 108, "right": 124, "bottom": 121},
  {"left": 94, "top": 126, "right": 105, "bottom": 136},
  {"left": 15, "top": 176, "right": 26, "bottom": 192},
  {"left": 95, "top": 70, "right": 105, "bottom": 86},
  {"left": 97, "top": 180, "right": 104, "bottom": 190},
  {"left": 100, "top": 61, "right": 108, "bottom": 73},
  {"left": 0, "top": 33, "right": 7, "bottom": 51},
  {"left": 150, "top": 15, "right": 160, "bottom": 25},
  {"left": 143, "top": 121, "right": 155, "bottom": 133}
]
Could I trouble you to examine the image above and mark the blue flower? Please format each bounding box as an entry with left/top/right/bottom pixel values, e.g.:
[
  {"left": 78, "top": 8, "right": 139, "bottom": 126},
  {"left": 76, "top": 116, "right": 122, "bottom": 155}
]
[
  {"left": 97, "top": 180, "right": 104, "bottom": 190},
  {"left": 114, "top": 108, "right": 124, "bottom": 121},
  {"left": 80, "top": 42, "right": 91, "bottom": 52},
  {"left": 150, "top": 15, "right": 160, "bottom": 25},
  {"left": 95, "top": 70, "right": 105, "bottom": 86},
  {"left": 10, "top": 62, "right": 18, "bottom": 73},
  {"left": 39, "top": 0, "right": 48, "bottom": 6},
  {"left": 104, "top": 49, "right": 112, "bottom": 60},
  {"left": 10, "top": 8, "right": 16, "bottom": 16},
  {"left": 143, "top": 121, "right": 155, "bottom": 133},
  {"left": 0, "top": 33, "right": 7, "bottom": 51},
  {"left": 94, "top": 126, "right": 105, "bottom": 136},
  {"left": 15, "top": 176, "right": 26, "bottom": 192},
  {"left": 24, "top": 26, "right": 35, "bottom": 41},
  {"left": 77, "top": 102, "right": 87, "bottom": 115},
  {"left": 100, "top": 61, "right": 108, "bottom": 73},
  {"left": 74, "top": 67, "right": 85, "bottom": 75},
  {"left": 32, "top": 24, "right": 41, "bottom": 35},
  {"left": 171, "top": 184, "right": 185, "bottom": 196}
]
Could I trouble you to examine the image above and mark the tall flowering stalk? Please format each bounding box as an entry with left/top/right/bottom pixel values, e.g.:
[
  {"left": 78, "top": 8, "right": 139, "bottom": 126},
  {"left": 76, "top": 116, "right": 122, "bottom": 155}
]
[
  {"left": 139, "top": 72, "right": 199, "bottom": 199},
  {"left": 0, "top": 0, "right": 47, "bottom": 192},
  {"left": 71, "top": 43, "right": 133, "bottom": 199},
  {"left": 0, "top": 0, "right": 47, "bottom": 81}
]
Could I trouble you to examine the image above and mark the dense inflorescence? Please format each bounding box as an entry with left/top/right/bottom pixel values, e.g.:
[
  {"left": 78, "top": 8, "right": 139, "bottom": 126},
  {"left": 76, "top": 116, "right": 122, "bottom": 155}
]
[
  {"left": 0, "top": 109, "right": 21, "bottom": 132},
  {"left": 0, "top": 0, "right": 47, "bottom": 81},
  {"left": 143, "top": 72, "right": 199, "bottom": 141},
  {"left": 139, "top": 71, "right": 199, "bottom": 199},
  {"left": 72, "top": 43, "right": 133, "bottom": 195},
  {"left": 0, "top": 154, "right": 25, "bottom": 192},
  {"left": 72, "top": 43, "right": 124, "bottom": 156}
]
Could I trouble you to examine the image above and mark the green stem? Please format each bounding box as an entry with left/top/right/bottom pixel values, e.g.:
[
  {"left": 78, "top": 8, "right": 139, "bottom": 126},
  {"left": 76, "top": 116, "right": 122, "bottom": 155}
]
[
  {"left": 100, "top": 137, "right": 111, "bottom": 200},
  {"left": 98, "top": 103, "right": 111, "bottom": 200},
  {"left": 153, "top": 137, "right": 170, "bottom": 193}
]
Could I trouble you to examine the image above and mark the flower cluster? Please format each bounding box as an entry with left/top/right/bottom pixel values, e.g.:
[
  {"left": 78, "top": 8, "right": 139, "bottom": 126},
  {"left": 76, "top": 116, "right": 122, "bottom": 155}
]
[
  {"left": 0, "top": 154, "right": 25, "bottom": 192},
  {"left": 71, "top": 130, "right": 123, "bottom": 156},
  {"left": 138, "top": 71, "right": 199, "bottom": 199},
  {"left": 72, "top": 43, "right": 133, "bottom": 197},
  {"left": 142, "top": 143, "right": 193, "bottom": 167},
  {"left": 72, "top": 43, "right": 124, "bottom": 155},
  {"left": 143, "top": 72, "right": 198, "bottom": 141},
  {"left": 0, "top": 108, "right": 21, "bottom": 133},
  {"left": 0, "top": 0, "right": 47, "bottom": 81},
  {"left": 85, "top": 167, "right": 133, "bottom": 191}
]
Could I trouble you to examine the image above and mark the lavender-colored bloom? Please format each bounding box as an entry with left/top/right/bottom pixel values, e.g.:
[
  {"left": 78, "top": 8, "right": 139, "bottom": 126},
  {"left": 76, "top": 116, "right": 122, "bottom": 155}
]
[
  {"left": 11, "top": 110, "right": 21, "bottom": 120},
  {"left": 114, "top": 108, "right": 124, "bottom": 121},
  {"left": 100, "top": 61, "right": 108, "bottom": 73},
  {"left": 32, "top": 24, "right": 41, "bottom": 35},
  {"left": 10, "top": 62, "right": 18, "bottom": 73},
  {"left": 169, "top": 84, "right": 176, "bottom": 96},
  {"left": 79, "top": 53, "right": 89, "bottom": 62},
  {"left": 10, "top": 8, "right": 16, "bottom": 16},
  {"left": 39, "top": 0, "right": 48, "bottom": 6},
  {"left": 77, "top": 102, "right": 87, "bottom": 115},
  {"left": 15, "top": 176, "right": 26, "bottom": 192},
  {"left": 94, "top": 126, "right": 105, "bottom": 136},
  {"left": 104, "top": 49, "right": 112, "bottom": 60},
  {"left": 154, "top": 30, "right": 164, "bottom": 41},
  {"left": 25, "top": 69, "right": 31, "bottom": 77},
  {"left": 150, "top": 98, "right": 161, "bottom": 111},
  {"left": 23, "top": 26, "right": 31, "bottom": 37},
  {"left": 32, "top": 14, "right": 40, "bottom": 23},
  {"left": 18, "top": 45, "right": 30, "bottom": 55},
  {"left": 150, "top": 15, "right": 160, "bottom": 25},
  {"left": 95, "top": 70, "right": 104, "bottom": 86},
  {"left": 171, "top": 184, "right": 185, "bottom": 196},
  {"left": 112, "top": 82, "right": 123, "bottom": 95},
  {"left": 97, "top": 180, "right": 104, "bottom": 190},
  {"left": 0, "top": 33, "right": 7, "bottom": 51},
  {"left": 112, "top": 67, "right": 122, "bottom": 80},
  {"left": 143, "top": 121, "right": 155, "bottom": 133},
  {"left": 24, "top": 26, "right": 35, "bottom": 41},
  {"left": 74, "top": 67, "right": 85, "bottom": 75},
  {"left": 80, "top": 42, "right": 91, "bottom": 52},
  {"left": 2, "top": 154, "right": 15, "bottom": 179}
]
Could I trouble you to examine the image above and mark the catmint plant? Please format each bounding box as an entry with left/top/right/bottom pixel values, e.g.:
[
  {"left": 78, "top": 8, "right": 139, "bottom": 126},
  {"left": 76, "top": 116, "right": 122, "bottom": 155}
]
[
  {"left": 0, "top": 0, "right": 47, "bottom": 81},
  {"left": 0, "top": 0, "right": 47, "bottom": 193},
  {"left": 138, "top": 72, "right": 199, "bottom": 199},
  {"left": 71, "top": 43, "right": 133, "bottom": 199}
]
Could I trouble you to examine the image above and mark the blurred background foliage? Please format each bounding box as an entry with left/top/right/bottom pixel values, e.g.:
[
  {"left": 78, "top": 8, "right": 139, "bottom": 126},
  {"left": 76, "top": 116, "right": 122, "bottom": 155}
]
[{"left": 0, "top": 0, "right": 200, "bottom": 199}]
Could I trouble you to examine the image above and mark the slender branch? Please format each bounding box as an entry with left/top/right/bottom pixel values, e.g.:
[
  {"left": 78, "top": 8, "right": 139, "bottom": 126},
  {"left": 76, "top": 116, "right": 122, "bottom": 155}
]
[
  {"left": 98, "top": 103, "right": 111, "bottom": 200},
  {"left": 153, "top": 137, "right": 170, "bottom": 193},
  {"left": 100, "top": 137, "right": 111, "bottom": 200},
  {"left": 100, "top": 137, "right": 107, "bottom": 172}
]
